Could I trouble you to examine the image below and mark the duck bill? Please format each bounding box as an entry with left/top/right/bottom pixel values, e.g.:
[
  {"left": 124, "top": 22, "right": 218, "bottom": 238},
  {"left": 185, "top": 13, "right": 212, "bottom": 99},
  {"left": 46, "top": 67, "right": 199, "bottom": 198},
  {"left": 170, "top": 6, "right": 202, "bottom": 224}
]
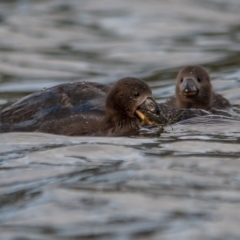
[
  {"left": 136, "top": 97, "right": 167, "bottom": 125},
  {"left": 182, "top": 78, "right": 199, "bottom": 97}
]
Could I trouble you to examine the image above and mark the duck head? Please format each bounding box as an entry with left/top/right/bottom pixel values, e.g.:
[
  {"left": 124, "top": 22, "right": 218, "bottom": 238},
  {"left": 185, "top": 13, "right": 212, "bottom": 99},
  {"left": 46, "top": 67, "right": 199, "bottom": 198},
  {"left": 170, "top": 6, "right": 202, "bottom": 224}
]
[
  {"left": 175, "top": 66, "right": 213, "bottom": 109},
  {"left": 105, "top": 77, "right": 167, "bottom": 128}
]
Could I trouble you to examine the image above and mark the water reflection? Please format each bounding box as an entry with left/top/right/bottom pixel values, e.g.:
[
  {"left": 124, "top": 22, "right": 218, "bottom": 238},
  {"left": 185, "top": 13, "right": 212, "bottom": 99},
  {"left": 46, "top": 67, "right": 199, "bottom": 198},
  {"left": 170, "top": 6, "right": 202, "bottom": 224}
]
[{"left": 1, "top": 0, "right": 240, "bottom": 239}]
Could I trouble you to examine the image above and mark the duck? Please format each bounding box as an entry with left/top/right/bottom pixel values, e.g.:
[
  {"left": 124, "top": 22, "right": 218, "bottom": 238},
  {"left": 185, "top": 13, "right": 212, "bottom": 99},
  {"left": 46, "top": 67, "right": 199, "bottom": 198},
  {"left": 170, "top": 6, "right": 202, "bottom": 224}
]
[
  {"left": 0, "top": 77, "right": 167, "bottom": 136},
  {"left": 164, "top": 66, "right": 231, "bottom": 110}
]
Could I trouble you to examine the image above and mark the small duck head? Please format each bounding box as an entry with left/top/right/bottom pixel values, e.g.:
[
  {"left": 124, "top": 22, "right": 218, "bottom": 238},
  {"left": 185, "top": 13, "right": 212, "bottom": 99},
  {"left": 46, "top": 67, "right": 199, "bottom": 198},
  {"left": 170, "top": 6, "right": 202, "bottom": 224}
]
[
  {"left": 175, "top": 66, "right": 213, "bottom": 109},
  {"left": 105, "top": 77, "right": 166, "bottom": 129}
]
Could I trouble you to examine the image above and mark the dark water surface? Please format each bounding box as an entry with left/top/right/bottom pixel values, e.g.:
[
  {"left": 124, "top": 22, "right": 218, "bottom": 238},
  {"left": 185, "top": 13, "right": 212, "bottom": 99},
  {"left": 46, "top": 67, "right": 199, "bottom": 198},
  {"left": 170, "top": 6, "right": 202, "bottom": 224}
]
[{"left": 1, "top": 0, "right": 240, "bottom": 239}]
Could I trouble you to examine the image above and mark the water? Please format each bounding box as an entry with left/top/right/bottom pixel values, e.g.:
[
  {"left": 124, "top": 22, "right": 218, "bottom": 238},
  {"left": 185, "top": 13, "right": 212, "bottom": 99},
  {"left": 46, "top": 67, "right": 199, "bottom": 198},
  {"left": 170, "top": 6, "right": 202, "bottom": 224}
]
[{"left": 1, "top": 0, "right": 240, "bottom": 239}]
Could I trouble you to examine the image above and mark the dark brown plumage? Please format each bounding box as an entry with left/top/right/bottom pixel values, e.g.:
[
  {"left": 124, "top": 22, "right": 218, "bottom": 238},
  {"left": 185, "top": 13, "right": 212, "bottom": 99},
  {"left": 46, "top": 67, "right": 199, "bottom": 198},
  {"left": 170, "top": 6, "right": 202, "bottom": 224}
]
[
  {"left": 0, "top": 81, "right": 109, "bottom": 124},
  {"left": 0, "top": 77, "right": 166, "bottom": 136},
  {"left": 165, "top": 66, "right": 231, "bottom": 110}
]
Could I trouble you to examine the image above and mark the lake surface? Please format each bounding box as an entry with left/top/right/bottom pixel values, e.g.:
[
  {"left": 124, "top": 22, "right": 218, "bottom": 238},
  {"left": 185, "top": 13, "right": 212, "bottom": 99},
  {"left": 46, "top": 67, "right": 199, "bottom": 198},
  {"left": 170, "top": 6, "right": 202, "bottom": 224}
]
[{"left": 1, "top": 0, "right": 240, "bottom": 239}]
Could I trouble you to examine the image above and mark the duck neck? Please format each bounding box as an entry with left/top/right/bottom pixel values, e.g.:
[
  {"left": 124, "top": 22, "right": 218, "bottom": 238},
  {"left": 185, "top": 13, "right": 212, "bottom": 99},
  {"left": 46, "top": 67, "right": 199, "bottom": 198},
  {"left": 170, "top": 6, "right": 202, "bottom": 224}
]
[
  {"left": 100, "top": 116, "right": 140, "bottom": 136},
  {"left": 177, "top": 95, "right": 213, "bottom": 110}
]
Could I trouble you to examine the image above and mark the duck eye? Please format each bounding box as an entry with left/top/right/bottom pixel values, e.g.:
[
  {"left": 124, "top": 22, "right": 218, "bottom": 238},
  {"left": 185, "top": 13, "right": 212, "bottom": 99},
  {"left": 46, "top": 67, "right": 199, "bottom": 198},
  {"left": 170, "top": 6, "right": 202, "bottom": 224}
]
[
  {"left": 197, "top": 77, "right": 201, "bottom": 83},
  {"left": 134, "top": 92, "right": 140, "bottom": 97},
  {"left": 180, "top": 78, "right": 183, "bottom": 83}
]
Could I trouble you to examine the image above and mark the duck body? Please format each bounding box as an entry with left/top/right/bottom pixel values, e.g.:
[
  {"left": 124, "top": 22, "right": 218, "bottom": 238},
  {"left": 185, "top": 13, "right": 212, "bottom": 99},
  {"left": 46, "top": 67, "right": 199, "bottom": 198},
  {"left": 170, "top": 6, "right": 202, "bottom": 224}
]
[
  {"left": 156, "top": 103, "right": 210, "bottom": 124},
  {"left": 164, "top": 66, "right": 231, "bottom": 111},
  {"left": 0, "top": 78, "right": 164, "bottom": 136},
  {"left": 0, "top": 81, "right": 109, "bottom": 124}
]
